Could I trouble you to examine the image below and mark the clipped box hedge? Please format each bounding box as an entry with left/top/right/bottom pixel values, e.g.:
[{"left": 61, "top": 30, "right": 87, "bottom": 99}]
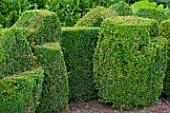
[
  {"left": 13, "top": 10, "right": 61, "bottom": 47},
  {"left": 35, "top": 42, "right": 68, "bottom": 113},
  {"left": 0, "top": 28, "right": 34, "bottom": 79},
  {"left": 93, "top": 16, "right": 167, "bottom": 109},
  {"left": 160, "top": 19, "right": 170, "bottom": 98},
  {"left": 61, "top": 27, "right": 100, "bottom": 100},
  {"left": 74, "top": 6, "right": 118, "bottom": 27},
  {"left": 136, "top": 8, "right": 169, "bottom": 23},
  {"left": 0, "top": 68, "right": 44, "bottom": 113},
  {"left": 110, "top": 1, "right": 133, "bottom": 16}
]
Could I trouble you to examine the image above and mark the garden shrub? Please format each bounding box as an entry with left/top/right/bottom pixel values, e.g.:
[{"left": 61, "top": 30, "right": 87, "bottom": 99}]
[
  {"left": 159, "top": 19, "right": 170, "bottom": 98},
  {"left": 13, "top": 10, "right": 61, "bottom": 47},
  {"left": 136, "top": 8, "right": 169, "bottom": 23},
  {"left": 61, "top": 27, "right": 100, "bottom": 100},
  {"left": 0, "top": 28, "right": 34, "bottom": 79},
  {"left": 110, "top": 1, "right": 133, "bottom": 16},
  {"left": 0, "top": 68, "right": 44, "bottom": 113},
  {"left": 93, "top": 16, "right": 167, "bottom": 109},
  {"left": 74, "top": 6, "right": 118, "bottom": 27},
  {"left": 35, "top": 42, "right": 68, "bottom": 113}
]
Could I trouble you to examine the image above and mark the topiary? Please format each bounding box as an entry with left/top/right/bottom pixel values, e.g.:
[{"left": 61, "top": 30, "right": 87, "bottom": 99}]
[
  {"left": 13, "top": 10, "right": 61, "bottom": 47},
  {"left": 35, "top": 42, "right": 68, "bottom": 113},
  {"left": 0, "top": 68, "right": 44, "bottom": 113},
  {"left": 136, "top": 8, "right": 169, "bottom": 23},
  {"left": 110, "top": 1, "right": 133, "bottom": 16},
  {"left": 0, "top": 28, "right": 34, "bottom": 79},
  {"left": 93, "top": 16, "right": 167, "bottom": 109},
  {"left": 74, "top": 6, "right": 118, "bottom": 27}
]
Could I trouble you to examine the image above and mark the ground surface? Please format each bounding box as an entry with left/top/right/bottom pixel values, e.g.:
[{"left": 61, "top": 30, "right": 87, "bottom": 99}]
[{"left": 55, "top": 97, "right": 170, "bottom": 113}]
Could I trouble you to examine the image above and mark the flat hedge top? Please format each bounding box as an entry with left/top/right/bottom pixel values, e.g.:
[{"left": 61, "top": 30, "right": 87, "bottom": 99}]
[
  {"left": 62, "top": 27, "right": 100, "bottom": 31},
  {"left": 107, "top": 16, "right": 158, "bottom": 25}
]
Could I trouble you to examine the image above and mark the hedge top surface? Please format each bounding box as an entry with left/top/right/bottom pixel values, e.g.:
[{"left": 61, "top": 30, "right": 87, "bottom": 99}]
[
  {"left": 109, "top": 1, "right": 133, "bottom": 16},
  {"left": 62, "top": 27, "right": 100, "bottom": 31},
  {"left": 74, "top": 6, "right": 118, "bottom": 27}
]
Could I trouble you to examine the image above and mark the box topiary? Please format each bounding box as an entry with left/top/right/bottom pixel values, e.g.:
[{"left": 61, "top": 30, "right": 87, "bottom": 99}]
[
  {"left": 93, "top": 16, "right": 167, "bottom": 109},
  {"left": 109, "top": 1, "right": 133, "bottom": 16},
  {"left": 0, "top": 28, "right": 34, "bottom": 79},
  {"left": 0, "top": 68, "right": 44, "bottom": 113},
  {"left": 13, "top": 10, "right": 61, "bottom": 47},
  {"left": 61, "top": 27, "right": 100, "bottom": 100},
  {"left": 136, "top": 8, "right": 169, "bottom": 23},
  {"left": 74, "top": 6, "right": 118, "bottom": 27},
  {"left": 35, "top": 42, "right": 68, "bottom": 113},
  {"left": 160, "top": 19, "right": 170, "bottom": 98}
]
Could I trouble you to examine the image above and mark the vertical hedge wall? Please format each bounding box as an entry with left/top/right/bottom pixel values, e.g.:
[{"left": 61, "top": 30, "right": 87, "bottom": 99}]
[
  {"left": 93, "top": 16, "right": 167, "bottom": 109},
  {"left": 35, "top": 42, "right": 68, "bottom": 113},
  {"left": 0, "top": 28, "right": 34, "bottom": 79},
  {"left": 0, "top": 68, "right": 44, "bottom": 113},
  {"left": 13, "top": 10, "right": 61, "bottom": 47},
  {"left": 160, "top": 19, "right": 170, "bottom": 98},
  {"left": 61, "top": 27, "right": 100, "bottom": 100}
]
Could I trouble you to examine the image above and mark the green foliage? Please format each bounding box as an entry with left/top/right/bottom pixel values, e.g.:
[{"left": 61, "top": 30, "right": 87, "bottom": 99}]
[
  {"left": 110, "top": 1, "right": 133, "bottom": 16},
  {"left": 61, "top": 27, "right": 100, "bottom": 100},
  {"left": 136, "top": 8, "right": 169, "bottom": 23},
  {"left": 14, "top": 10, "right": 61, "bottom": 47},
  {"left": 75, "top": 6, "right": 118, "bottom": 27},
  {"left": 0, "top": 68, "right": 44, "bottom": 113},
  {"left": 131, "top": 0, "right": 164, "bottom": 14},
  {"left": 93, "top": 16, "right": 167, "bottom": 109},
  {"left": 159, "top": 19, "right": 170, "bottom": 98},
  {"left": 0, "top": 28, "right": 34, "bottom": 79},
  {"left": 35, "top": 42, "right": 68, "bottom": 113}
]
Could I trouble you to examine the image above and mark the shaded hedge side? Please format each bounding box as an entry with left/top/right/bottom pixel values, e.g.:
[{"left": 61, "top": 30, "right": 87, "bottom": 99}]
[
  {"left": 61, "top": 27, "right": 100, "bottom": 100},
  {"left": 35, "top": 42, "right": 68, "bottom": 113},
  {"left": 93, "top": 16, "right": 167, "bottom": 109},
  {"left": 0, "top": 68, "right": 44, "bottom": 113}
]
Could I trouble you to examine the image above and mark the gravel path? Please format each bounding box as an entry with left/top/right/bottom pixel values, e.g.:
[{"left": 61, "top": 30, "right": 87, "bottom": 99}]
[{"left": 55, "top": 97, "right": 170, "bottom": 113}]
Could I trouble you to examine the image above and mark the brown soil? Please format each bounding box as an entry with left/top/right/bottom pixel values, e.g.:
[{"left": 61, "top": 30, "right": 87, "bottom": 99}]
[{"left": 54, "top": 97, "right": 170, "bottom": 113}]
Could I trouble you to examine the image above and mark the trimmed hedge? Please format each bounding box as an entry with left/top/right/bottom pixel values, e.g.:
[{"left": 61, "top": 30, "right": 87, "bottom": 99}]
[
  {"left": 94, "top": 16, "right": 167, "bottom": 109},
  {"left": 13, "top": 10, "right": 61, "bottom": 47},
  {"left": 35, "top": 42, "right": 68, "bottom": 113},
  {"left": 136, "top": 8, "right": 169, "bottom": 23},
  {"left": 0, "top": 28, "right": 34, "bottom": 79},
  {"left": 0, "top": 68, "right": 44, "bottom": 113},
  {"left": 61, "top": 27, "right": 100, "bottom": 100},
  {"left": 110, "top": 1, "right": 133, "bottom": 16},
  {"left": 74, "top": 6, "right": 118, "bottom": 27},
  {"left": 160, "top": 19, "right": 170, "bottom": 98}
]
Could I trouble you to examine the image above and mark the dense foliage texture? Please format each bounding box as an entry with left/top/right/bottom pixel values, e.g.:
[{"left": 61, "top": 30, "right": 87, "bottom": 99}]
[
  {"left": 136, "top": 8, "right": 169, "bottom": 23},
  {"left": 13, "top": 10, "right": 61, "bottom": 47},
  {"left": 61, "top": 27, "right": 100, "bottom": 100},
  {"left": 0, "top": 28, "right": 33, "bottom": 79},
  {"left": 93, "top": 16, "right": 167, "bottom": 109},
  {"left": 160, "top": 19, "right": 170, "bottom": 98},
  {"left": 110, "top": 1, "right": 133, "bottom": 16},
  {"left": 74, "top": 6, "right": 118, "bottom": 27},
  {"left": 35, "top": 42, "right": 68, "bottom": 113},
  {"left": 0, "top": 68, "right": 44, "bottom": 113}
]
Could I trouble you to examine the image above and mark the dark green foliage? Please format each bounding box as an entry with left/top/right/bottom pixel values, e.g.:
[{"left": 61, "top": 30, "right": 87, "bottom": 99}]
[
  {"left": 136, "top": 8, "right": 169, "bottom": 23},
  {"left": 0, "top": 68, "right": 44, "bottom": 113},
  {"left": 0, "top": 28, "right": 34, "bottom": 79},
  {"left": 35, "top": 42, "right": 68, "bottom": 113},
  {"left": 94, "top": 16, "right": 167, "bottom": 109},
  {"left": 110, "top": 1, "right": 133, "bottom": 16},
  {"left": 14, "top": 10, "right": 61, "bottom": 47},
  {"left": 75, "top": 6, "right": 118, "bottom": 27},
  {"left": 61, "top": 27, "right": 100, "bottom": 100},
  {"left": 160, "top": 19, "right": 170, "bottom": 98}
]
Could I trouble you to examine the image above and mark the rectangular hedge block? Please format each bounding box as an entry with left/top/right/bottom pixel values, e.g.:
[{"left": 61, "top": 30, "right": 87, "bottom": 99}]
[
  {"left": 35, "top": 42, "right": 68, "bottom": 113},
  {"left": 0, "top": 28, "right": 34, "bottom": 79},
  {"left": 0, "top": 68, "right": 44, "bottom": 113},
  {"left": 61, "top": 27, "right": 100, "bottom": 100}
]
